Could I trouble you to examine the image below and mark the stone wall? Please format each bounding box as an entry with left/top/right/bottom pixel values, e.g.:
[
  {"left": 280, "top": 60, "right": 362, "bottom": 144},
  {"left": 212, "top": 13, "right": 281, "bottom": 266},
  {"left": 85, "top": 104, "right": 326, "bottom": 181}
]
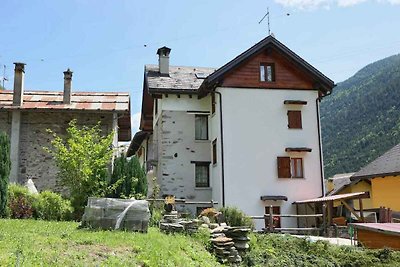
[
  {"left": 0, "top": 111, "right": 11, "bottom": 136},
  {"left": 156, "top": 110, "right": 211, "bottom": 215},
  {"left": 19, "top": 111, "right": 114, "bottom": 192}
]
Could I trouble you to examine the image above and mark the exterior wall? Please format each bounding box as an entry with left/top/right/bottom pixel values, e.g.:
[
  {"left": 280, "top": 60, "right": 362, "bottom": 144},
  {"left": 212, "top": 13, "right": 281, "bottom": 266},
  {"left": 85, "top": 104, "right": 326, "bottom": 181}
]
[
  {"left": 333, "top": 181, "right": 373, "bottom": 209},
  {"left": 218, "top": 87, "right": 323, "bottom": 229},
  {"left": 0, "top": 111, "right": 11, "bottom": 136},
  {"left": 371, "top": 176, "right": 400, "bottom": 211},
  {"left": 154, "top": 94, "right": 213, "bottom": 214},
  {"left": 18, "top": 111, "right": 113, "bottom": 192}
]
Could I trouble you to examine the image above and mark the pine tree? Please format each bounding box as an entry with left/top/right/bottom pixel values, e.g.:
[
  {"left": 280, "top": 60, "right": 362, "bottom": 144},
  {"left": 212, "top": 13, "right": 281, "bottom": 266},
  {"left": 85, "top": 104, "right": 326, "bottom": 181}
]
[{"left": 0, "top": 132, "right": 11, "bottom": 217}]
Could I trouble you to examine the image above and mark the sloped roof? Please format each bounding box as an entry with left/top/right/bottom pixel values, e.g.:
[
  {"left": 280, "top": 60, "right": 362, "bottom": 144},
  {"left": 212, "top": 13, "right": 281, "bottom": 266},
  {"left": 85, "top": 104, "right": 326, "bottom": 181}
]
[
  {"left": 326, "top": 172, "right": 355, "bottom": 196},
  {"left": 0, "top": 90, "right": 131, "bottom": 141},
  {"left": 200, "top": 35, "right": 335, "bottom": 95},
  {"left": 351, "top": 143, "right": 400, "bottom": 180},
  {"left": 0, "top": 90, "right": 130, "bottom": 112},
  {"left": 293, "top": 192, "right": 370, "bottom": 204},
  {"left": 145, "top": 65, "right": 216, "bottom": 93}
]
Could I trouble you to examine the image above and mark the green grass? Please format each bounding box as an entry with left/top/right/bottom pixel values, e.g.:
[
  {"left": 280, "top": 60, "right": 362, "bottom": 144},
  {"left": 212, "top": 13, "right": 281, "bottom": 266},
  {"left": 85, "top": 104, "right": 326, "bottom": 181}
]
[{"left": 0, "top": 219, "right": 220, "bottom": 267}]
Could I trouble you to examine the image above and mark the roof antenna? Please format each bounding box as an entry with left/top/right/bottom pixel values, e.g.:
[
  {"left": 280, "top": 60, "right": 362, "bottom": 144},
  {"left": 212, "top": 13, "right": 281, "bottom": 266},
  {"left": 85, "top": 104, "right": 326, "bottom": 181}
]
[
  {"left": 1, "top": 65, "right": 8, "bottom": 89},
  {"left": 258, "top": 7, "right": 271, "bottom": 36}
]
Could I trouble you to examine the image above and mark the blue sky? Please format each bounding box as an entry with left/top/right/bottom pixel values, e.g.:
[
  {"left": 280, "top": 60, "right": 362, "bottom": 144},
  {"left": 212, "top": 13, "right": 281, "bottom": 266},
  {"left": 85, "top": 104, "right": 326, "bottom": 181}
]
[{"left": 1, "top": 0, "right": 400, "bottom": 132}]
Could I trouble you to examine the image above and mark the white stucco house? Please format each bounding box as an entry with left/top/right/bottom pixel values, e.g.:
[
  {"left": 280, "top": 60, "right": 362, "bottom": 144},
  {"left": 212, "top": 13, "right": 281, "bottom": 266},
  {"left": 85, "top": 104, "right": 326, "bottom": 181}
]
[{"left": 127, "top": 35, "right": 335, "bottom": 229}]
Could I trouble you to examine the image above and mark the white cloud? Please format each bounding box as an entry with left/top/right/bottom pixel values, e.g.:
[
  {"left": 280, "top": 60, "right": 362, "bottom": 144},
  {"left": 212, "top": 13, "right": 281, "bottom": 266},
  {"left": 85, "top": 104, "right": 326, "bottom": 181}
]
[
  {"left": 131, "top": 112, "right": 141, "bottom": 134},
  {"left": 274, "top": 0, "right": 400, "bottom": 9}
]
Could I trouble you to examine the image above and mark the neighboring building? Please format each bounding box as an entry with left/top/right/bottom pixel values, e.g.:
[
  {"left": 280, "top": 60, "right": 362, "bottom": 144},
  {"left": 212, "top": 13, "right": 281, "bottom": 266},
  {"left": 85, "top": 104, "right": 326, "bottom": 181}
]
[
  {"left": 349, "top": 143, "right": 400, "bottom": 212},
  {"left": 0, "top": 63, "right": 131, "bottom": 192},
  {"left": 127, "top": 36, "right": 335, "bottom": 229}
]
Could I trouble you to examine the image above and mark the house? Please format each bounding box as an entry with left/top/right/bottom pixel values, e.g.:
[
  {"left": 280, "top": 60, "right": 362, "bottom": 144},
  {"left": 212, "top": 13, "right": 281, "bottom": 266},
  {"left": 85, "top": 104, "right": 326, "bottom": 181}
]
[
  {"left": 127, "top": 36, "right": 335, "bottom": 229},
  {"left": 349, "top": 143, "right": 400, "bottom": 212},
  {"left": 0, "top": 63, "right": 131, "bottom": 192}
]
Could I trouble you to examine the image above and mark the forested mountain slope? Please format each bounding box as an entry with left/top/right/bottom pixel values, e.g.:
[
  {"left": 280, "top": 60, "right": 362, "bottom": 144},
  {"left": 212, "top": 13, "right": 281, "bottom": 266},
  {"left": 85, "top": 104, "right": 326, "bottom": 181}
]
[{"left": 321, "top": 54, "right": 400, "bottom": 178}]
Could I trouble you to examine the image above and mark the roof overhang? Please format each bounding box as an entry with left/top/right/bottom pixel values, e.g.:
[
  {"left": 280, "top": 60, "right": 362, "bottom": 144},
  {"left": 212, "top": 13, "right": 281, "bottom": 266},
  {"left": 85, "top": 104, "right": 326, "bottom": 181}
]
[
  {"left": 285, "top": 147, "right": 312, "bottom": 152},
  {"left": 260, "top": 195, "right": 288, "bottom": 201},
  {"left": 351, "top": 172, "right": 400, "bottom": 181},
  {"left": 293, "top": 191, "right": 370, "bottom": 205},
  {"left": 127, "top": 131, "right": 149, "bottom": 157}
]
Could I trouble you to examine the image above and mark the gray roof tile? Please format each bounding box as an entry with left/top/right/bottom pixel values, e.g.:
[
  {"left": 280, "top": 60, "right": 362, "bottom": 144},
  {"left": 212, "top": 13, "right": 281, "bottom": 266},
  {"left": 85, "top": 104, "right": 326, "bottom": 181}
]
[
  {"left": 145, "top": 64, "right": 216, "bottom": 92},
  {"left": 351, "top": 143, "right": 400, "bottom": 180}
]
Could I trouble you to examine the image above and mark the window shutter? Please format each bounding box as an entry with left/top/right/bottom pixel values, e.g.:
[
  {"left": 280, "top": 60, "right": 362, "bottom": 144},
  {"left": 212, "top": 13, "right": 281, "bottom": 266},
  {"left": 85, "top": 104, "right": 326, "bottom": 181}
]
[
  {"left": 277, "top": 157, "right": 291, "bottom": 178},
  {"left": 288, "top": 111, "right": 302, "bottom": 129}
]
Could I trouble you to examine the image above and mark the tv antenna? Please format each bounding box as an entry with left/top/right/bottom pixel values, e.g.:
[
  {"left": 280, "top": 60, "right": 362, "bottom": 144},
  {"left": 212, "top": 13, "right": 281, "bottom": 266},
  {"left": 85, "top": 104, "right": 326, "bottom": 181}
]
[
  {"left": 1, "top": 65, "right": 7, "bottom": 89},
  {"left": 259, "top": 7, "right": 271, "bottom": 35}
]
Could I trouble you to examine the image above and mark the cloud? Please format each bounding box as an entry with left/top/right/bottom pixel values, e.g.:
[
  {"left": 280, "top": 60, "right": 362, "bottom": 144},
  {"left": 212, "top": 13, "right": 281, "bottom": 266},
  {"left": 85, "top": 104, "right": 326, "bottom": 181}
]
[
  {"left": 131, "top": 112, "right": 141, "bottom": 134},
  {"left": 274, "top": 0, "right": 400, "bottom": 9}
]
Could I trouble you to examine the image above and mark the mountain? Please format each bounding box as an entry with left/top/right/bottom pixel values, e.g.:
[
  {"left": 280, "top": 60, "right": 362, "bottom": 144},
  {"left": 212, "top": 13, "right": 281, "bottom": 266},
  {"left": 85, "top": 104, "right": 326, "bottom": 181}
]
[{"left": 321, "top": 54, "right": 400, "bottom": 178}]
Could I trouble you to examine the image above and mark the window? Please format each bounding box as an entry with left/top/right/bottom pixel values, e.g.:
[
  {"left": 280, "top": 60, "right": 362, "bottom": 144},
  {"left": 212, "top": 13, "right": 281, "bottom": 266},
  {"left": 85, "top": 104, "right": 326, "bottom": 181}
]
[
  {"left": 291, "top": 158, "right": 303, "bottom": 178},
  {"left": 211, "top": 93, "right": 216, "bottom": 114},
  {"left": 212, "top": 139, "right": 217, "bottom": 165},
  {"left": 277, "top": 157, "right": 304, "bottom": 178},
  {"left": 195, "top": 115, "right": 208, "bottom": 140},
  {"left": 195, "top": 163, "right": 210, "bottom": 187},
  {"left": 287, "top": 110, "right": 302, "bottom": 129},
  {"left": 260, "top": 63, "right": 275, "bottom": 82}
]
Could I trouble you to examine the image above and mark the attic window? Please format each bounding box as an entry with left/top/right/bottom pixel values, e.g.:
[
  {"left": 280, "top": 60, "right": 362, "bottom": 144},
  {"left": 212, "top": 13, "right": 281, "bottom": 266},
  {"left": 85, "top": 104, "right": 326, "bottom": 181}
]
[
  {"left": 195, "top": 73, "right": 208, "bottom": 79},
  {"left": 260, "top": 63, "right": 275, "bottom": 82}
]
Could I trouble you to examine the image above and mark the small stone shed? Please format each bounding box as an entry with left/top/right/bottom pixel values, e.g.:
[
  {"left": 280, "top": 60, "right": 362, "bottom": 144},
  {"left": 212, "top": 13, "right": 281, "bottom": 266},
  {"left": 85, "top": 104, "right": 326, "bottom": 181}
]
[{"left": 0, "top": 63, "right": 131, "bottom": 192}]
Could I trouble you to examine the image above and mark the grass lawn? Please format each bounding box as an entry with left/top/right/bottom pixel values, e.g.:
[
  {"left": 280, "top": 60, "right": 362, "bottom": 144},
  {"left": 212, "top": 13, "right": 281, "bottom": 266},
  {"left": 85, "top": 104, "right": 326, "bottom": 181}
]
[{"left": 0, "top": 219, "right": 220, "bottom": 267}]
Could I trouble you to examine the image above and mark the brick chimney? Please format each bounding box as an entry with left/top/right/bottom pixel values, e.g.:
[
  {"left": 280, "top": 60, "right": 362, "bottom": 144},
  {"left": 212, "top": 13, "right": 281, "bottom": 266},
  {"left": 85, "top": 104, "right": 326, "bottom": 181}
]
[
  {"left": 63, "top": 68, "right": 73, "bottom": 104},
  {"left": 157, "top": 46, "right": 171, "bottom": 76},
  {"left": 13, "top": 62, "right": 26, "bottom": 106}
]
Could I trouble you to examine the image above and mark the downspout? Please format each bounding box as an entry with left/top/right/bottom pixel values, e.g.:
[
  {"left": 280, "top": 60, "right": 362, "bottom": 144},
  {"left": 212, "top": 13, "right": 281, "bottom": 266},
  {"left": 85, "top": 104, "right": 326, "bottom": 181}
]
[
  {"left": 203, "top": 87, "right": 225, "bottom": 207},
  {"left": 316, "top": 89, "right": 332, "bottom": 197}
]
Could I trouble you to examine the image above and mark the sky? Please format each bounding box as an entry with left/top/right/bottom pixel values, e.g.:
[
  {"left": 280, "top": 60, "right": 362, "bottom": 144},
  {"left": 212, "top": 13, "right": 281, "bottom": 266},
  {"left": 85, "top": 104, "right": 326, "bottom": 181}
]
[{"left": 1, "top": 0, "right": 400, "bottom": 133}]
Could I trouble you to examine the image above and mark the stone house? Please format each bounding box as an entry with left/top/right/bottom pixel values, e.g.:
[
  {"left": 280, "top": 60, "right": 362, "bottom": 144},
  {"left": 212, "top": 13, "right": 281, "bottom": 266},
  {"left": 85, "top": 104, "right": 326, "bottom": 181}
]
[
  {"left": 0, "top": 63, "right": 131, "bottom": 192},
  {"left": 127, "top": 36, "right": 335, "bottom": 229}
]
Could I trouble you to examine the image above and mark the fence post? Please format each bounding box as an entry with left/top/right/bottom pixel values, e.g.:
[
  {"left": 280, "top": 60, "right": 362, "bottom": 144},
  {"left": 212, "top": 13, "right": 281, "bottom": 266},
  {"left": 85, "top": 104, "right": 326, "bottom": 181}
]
[{"left": 269, "top": 205, "right": 274, "bottom": 233}]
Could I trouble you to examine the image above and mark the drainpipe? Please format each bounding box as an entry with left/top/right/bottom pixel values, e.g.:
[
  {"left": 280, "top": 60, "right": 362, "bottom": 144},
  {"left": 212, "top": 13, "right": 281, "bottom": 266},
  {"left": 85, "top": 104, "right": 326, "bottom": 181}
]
[
  {"left": 203, "top": 88, "right": 225, "bottom": 207},
  {"left": 316, "top": 89, "right": 333, "bottom": 197}
]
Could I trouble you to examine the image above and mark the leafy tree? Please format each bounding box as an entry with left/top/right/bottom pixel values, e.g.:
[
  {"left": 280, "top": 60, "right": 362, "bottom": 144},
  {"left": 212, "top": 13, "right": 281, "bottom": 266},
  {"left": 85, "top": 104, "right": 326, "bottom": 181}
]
[
  {"left": 0, "top": 132, "right": 11, "bottom": 217},
  {"left": 45, "top": 120, "right": 114, "bottom": 217},
  {"left": 109, "top": 155, "right": 147, "bottom": 199}
]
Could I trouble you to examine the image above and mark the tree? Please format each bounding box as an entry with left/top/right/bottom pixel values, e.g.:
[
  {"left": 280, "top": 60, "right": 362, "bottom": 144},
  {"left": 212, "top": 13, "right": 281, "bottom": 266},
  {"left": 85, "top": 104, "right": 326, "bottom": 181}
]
[
  {"left": 45, "top": 120, "right": 114, "bottom": 217},
  {"left": 109, "top": 155, "right": 147, "bottom": 199},
  {"left": 0, "top": 132, "right": 11, "bottom": 217}
]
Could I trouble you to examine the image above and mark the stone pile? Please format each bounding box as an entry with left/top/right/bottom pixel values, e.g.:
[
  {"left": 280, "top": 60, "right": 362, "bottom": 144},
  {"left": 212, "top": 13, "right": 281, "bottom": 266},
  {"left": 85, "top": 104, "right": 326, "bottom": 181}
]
[
  {"left": 210, "top": 226, "right": 251, "bottom": 265},
  {"left": 159, "top": 212, "right": 201, "bottom": 234}
]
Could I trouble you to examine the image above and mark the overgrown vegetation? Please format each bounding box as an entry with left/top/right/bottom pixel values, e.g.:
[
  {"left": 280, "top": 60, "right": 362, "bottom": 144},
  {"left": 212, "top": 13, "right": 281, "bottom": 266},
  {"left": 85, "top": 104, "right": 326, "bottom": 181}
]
[
  {"left": 109, "top": 155, "right": 147, "bottom": 199},
  {"left": 242, "top": 233, "right": 400, "bottom": 267},
  {"left": 219, "top": 206, "right": 255, "bottom": 229},
  {"left": 7, "top": 184, "right": 72, "bottom": 221},
  {"left": 321, "top": 54, "right": 400, "bottom": 178},
  {"left": 0, "top": 131, "right": 10, "bottom": 217},
  {"left": 0, "top": 219, "right": 221, "bottom": 266},
  {"left": 45, "top": 120, "right": 115, "bottom": 217}
]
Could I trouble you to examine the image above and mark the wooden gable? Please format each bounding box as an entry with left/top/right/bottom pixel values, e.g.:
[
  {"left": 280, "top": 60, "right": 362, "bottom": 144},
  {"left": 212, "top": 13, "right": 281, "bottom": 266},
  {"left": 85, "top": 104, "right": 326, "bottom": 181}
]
[{"left": 221, "top": 48, "right": 315, "bottom": 90}]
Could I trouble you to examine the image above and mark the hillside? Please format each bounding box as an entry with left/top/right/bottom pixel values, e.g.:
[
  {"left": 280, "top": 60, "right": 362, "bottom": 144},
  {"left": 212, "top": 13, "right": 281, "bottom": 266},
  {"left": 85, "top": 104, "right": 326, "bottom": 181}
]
[{"left": 321, "top": 54, "right": 400, "bottom": 178}]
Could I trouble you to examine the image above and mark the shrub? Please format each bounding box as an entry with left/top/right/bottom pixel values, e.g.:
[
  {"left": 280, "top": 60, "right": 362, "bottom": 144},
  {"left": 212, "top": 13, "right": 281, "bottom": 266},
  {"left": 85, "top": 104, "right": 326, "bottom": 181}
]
[
  {"left": 0, "top": 132, "right": 10, "bottom": 217},
  {"left": 219, "top": 206, "right": 255, "bottom": 229},
  {"left": 109, "top": 155, "right": 147, "bottom": 199},
  {"left": 149, "top": 202, "right": 163, "bottom": 227},
  {"left": 45, "top": 120, "right": 115, "bottom": 218},
  {"left": 7, "top": 184, "right": 37, "bottom": 219},
  {"left": 33, "top": 191, "right": 73, "bottom": 221}
]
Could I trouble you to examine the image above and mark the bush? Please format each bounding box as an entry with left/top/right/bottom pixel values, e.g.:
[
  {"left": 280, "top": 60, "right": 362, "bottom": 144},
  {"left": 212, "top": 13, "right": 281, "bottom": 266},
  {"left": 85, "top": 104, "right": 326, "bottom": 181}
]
[
  {"left": 219, "top": 206, "right": 254, "bottom": 229},
  {"left": 33, "top": 191, "right": 73, "bottom": 221},
  {"left": 7, "top": 184, "right": 73, "bottom": 221},
  {"left": 0, "top": 132, "right": 10, "bottom": 217},
  {"left": 109, "top": 155, "right": 147, "bottom": 199},
  {"left": 7, "top": 184, "right": 37, "bottom": 219}
]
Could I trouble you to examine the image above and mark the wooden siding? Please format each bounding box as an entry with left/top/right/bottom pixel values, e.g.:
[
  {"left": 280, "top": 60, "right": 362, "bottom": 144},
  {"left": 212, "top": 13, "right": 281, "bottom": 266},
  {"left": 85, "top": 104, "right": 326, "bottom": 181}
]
[
  {"left": 357, "top": 229, "right": 400, "bottom": 250},
  {"left": 221, "top": 48, "right": 315, "bottom": 90}
]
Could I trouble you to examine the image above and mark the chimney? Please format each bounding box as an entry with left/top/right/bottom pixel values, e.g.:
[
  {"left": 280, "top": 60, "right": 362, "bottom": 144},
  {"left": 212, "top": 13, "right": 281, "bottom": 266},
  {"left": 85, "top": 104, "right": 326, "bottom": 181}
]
[
  {"left": 13, "top": 62, "right": 26, "bottom": 106},
  {"left": 157, "top": 46, "right": 171, "bottom": 76},
  {"left": 63, "top": 68, "right": 73, "bottom": 104}
]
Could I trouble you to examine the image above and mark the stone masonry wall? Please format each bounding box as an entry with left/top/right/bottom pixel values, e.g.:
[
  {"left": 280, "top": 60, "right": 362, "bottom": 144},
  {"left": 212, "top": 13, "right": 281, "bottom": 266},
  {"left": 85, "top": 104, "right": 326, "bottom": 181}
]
[
  {"left": 19, "top": 111, "right": 113, "bottom": 193},
  {"left": 157, "top": 110, "right": 211, "bottom": 214},
  {"left": 0, "top": 111, "right": 11, "bottom": 137}
]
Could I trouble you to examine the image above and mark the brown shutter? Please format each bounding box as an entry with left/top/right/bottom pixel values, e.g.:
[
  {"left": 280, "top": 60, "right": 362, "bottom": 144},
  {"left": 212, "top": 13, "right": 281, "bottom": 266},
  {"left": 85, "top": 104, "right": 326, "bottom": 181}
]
[
  {"left": 288, "top": 111, "right": 302, "bottom": 129},
  {"left": 277, "top": 157, "right": 291, "bottom": 178}
]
